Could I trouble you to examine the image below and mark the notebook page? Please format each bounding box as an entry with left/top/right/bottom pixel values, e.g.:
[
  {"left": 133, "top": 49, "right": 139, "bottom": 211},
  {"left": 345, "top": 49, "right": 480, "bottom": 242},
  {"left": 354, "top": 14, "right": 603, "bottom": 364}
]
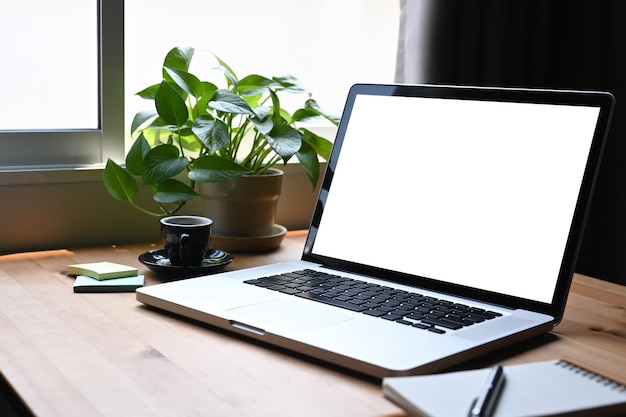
[{"left": 383, "top": 359, "right": 626, "bottom": 417}]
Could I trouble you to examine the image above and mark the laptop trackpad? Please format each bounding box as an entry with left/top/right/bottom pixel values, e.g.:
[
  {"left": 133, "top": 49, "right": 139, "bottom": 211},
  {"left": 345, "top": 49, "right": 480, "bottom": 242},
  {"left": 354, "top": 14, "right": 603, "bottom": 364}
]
[{"left": 226, "top": 299, "right": 353, "bottom": 334}]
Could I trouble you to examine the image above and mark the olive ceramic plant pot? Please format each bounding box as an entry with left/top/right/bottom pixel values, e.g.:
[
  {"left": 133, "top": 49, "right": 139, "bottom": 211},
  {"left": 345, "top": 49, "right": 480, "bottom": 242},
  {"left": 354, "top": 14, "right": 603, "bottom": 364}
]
[{"left": 199, "top": 168, "right": 287, "bottom": 252}]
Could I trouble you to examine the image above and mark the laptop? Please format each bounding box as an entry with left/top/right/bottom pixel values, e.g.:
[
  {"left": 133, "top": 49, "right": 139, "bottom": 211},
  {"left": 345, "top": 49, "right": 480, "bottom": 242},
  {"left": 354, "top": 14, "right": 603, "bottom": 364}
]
[{"left": 136, "top": 84, "right": 614, "bottom": 378}]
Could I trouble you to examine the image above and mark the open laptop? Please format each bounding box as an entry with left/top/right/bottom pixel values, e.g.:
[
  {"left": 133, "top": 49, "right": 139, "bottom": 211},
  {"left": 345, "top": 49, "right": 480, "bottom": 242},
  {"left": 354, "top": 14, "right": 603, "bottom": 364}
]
[{"left": 136, "top": 84, "right": 614, "bottom": 378}]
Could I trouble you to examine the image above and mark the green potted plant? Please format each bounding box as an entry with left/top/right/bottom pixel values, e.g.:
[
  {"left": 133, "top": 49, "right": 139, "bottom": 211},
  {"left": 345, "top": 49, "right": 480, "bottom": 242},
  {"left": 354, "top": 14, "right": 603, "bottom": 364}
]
[{"left": 104, "top": 46, "right": 338, "bottom": 244}]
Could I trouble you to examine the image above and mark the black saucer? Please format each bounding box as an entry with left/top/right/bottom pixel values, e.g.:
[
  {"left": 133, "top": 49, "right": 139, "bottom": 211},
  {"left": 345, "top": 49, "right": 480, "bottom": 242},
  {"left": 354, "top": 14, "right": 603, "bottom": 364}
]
[{"left": 138, "top": 248, "right": 234, "bottom": 279}]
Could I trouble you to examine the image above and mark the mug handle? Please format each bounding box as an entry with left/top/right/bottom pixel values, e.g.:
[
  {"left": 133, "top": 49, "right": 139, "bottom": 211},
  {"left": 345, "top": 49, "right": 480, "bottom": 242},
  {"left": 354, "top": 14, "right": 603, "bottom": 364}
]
[{"left": 180, "top": 233, "right": 190, "bottom": 263}]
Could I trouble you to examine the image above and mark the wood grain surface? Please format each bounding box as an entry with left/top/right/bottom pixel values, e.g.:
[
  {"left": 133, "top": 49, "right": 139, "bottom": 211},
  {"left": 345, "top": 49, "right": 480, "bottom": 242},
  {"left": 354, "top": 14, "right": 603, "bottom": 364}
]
[{"left": 0, "top": 230, "right": 624, "bottom": 417}]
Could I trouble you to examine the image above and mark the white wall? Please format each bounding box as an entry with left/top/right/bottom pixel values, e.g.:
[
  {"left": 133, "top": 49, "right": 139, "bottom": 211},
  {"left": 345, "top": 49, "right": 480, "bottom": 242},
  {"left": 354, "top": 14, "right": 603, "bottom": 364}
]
[{"left": 125, "top": 0, "right": 400, "bottom": 142}]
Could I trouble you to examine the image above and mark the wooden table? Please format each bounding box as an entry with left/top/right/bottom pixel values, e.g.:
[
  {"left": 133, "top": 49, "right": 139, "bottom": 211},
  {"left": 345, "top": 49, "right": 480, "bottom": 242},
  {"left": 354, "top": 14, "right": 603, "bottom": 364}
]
[{"left": 0, "top": 231, "right": 624, "bottom": 417}]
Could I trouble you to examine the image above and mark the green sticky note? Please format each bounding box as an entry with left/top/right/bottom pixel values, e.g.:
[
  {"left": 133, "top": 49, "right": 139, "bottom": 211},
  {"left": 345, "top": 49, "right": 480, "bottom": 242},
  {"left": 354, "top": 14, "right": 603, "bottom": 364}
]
[
  {"left": 73, "top": 275, "right": 144, "bottom": 293},
  {"left": 67, "top": 262, "right": 139, "bottom": 280}
]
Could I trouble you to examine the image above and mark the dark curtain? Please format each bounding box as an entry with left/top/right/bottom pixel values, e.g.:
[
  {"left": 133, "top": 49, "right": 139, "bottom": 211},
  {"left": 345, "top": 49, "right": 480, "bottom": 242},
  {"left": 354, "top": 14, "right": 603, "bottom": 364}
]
[{"left": 396, "top": 0, "right": 626, "bottom": 285}]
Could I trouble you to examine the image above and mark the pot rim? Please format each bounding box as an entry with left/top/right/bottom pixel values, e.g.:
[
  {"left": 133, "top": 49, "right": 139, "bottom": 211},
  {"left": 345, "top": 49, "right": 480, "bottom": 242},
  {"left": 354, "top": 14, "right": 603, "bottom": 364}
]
[{"left": 243, "top": 167, "right": 283, "bottom": 178}]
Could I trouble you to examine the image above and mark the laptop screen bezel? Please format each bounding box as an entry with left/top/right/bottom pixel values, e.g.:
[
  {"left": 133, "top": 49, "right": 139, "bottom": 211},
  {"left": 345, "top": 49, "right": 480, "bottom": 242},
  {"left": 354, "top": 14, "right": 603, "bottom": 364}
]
[{"left": 302, "top": 83, "right": 614, "bottom": 323}]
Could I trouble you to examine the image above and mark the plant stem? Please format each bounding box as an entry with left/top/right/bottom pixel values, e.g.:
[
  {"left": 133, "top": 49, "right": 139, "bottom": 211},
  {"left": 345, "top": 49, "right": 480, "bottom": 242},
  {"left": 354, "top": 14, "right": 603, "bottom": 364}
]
[
  {"left": 251, "top": 146, "right": 276, "bottom": 173},
  {"left": 231, "top": 116, "right": 251, "bottom": 160},
  {"left": 240, "top": 131, "right": 262, "bottom": 168},
  {"left": 127, "top": 199, "right": 186, "bottom": 218},
  {"left": 129, "top": 201, "right": 163, "bottom": 218}
]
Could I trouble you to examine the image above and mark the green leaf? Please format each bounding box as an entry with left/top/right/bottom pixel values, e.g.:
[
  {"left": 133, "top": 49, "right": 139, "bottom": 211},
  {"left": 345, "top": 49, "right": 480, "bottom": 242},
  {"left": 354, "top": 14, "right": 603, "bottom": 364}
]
[
  {"left": 138, "top": 116, "right": 173, "bottom": 131},
  {"left": 305, "top": 98, "right": 340, "bottom": 125},
  {"left": 191, "top": 116, "right": 229, "bottom": 154},
  {"left": 292, "top": 108, "right": 323, "bottom": 124},
  {"left": 125, "top": 134, "right": 151, "bottom": 176},
  {"left": 138, "top": 120, "right": 181, "bottom": 148},
  {"left": 153, "top": 179, "right": 199, "bottom": 204},
  {"left": 265, "top": 124, "right": 302, "bottom": 160},
  {"left": 237, "top": 74, "right": 274, "bottom": 96},
  {"left": 142, "top": 144, "right": 188, "bottom": 185},
  {"left": 212, "top": 54, "right": 238, "bottom": 87},
  {"left": 194, "top": 82, "right": 219, "bottom": 117},
  {"left": 296, "top": 141, "right": 320, "bottom": 188},
  {"left": 253, "top": 105, "right": 271, "bottom": 121},
  {"left": 163, "top": 47, "right": 194, "bottom": 76},
  {"left": 209, "top": 90, "right": 256, "bottom": 116},
  {"left": 268, "top": 89, "right": 281, "bottom": 121},
  {"left": 189, "top": 155, "right": 251, "bottom": 182},
  {"left": 164, "top": 67, "right": 204, "bottom": 99},
  {"left": 155, "top": 81, "right": 189, "bottom": 127},
  {"left": 103, "top": 159, "right": 138, "bottom": 202},
  {"left": 301, "top": 128, "right": 333, "bottom": 161},
  {"left": 238, "top": 74, "right": 274, "bottom": 88},
  {"left": 251, "top": 112, "right": 273, "bottom": 135},
  {"left": 273, "top": 74, "right": 309, "bottom": 93},
  {"left": 135, "top": 83, "right": 160, "bottom": 100},
  {"left": 130, "top": 110, "right": 158, "bottom": 135},
  {"left": 178, "top": 134, "right": 203, "bottom": 153}
]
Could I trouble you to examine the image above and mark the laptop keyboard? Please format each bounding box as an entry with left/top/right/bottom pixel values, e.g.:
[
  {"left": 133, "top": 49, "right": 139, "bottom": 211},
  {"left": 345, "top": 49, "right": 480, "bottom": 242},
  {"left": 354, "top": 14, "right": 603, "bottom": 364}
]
[{"left": 244, "top": 269, "right": 502, "bottom": 334}]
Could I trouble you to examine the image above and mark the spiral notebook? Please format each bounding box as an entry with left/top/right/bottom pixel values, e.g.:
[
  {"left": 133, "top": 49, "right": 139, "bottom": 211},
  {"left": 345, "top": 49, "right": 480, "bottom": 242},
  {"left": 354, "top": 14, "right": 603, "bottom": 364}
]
[{"left": 383, "top": 359, "right": 626, "bottom": 417}]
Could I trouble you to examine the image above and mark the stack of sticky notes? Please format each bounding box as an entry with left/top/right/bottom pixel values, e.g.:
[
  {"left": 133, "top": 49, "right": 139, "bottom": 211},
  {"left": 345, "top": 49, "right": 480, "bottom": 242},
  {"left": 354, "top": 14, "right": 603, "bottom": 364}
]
[{"left": 68, "top": 261, "right": 144, "bottom": 293}]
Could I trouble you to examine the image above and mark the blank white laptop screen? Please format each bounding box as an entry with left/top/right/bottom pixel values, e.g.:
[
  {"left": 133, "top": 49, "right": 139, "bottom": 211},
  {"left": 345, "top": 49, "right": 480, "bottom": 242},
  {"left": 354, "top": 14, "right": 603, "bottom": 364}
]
[{"left": 312, "top": 94, "right": 601, "bottom": 304}]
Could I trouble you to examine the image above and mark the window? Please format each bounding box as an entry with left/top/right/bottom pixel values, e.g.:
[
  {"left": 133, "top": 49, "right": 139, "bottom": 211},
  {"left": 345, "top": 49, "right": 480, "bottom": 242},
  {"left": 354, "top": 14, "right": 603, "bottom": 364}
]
[
  {"left": 0, "top": 0, "right": 124, "bottom": 169},
  {"left": 0, "top": 0, "right": 396, "bottom": 170}
]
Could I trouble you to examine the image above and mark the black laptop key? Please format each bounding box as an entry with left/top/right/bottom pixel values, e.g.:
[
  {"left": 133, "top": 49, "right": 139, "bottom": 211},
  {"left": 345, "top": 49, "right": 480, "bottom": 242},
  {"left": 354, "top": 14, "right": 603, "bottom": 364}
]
[
  {"left": 393, "top": 308, "right": 414, "bottom": 316},
  {"left": 384, "top": 300, "right": 402, "bottom": 308},
  {"left": 468, "top": 308, "right": 502, "bottom": 319},
  {"left": 277, "top": 287, "right": 302, "bottom": 295},
  {"left": 406, "top": 312, "right": 426, "bottom": 321},
  {"left": 244, "top": 279, "right": 274, "bottom": 288},
  {"left": 267, "top": 274, "right": 290, "bottom": 282},
  {"left": 281, "top": 272, "right": 306, "bottom": 279},
  {"left": 427, "top": 327, "right": 446, "bottom": 334},
  {"left": 464, "top": 314, "right": 487, "bottom": 323},
  {"left": 381, "top": 313, "right": 404, "bottom": 321},
  {"left": 362, "top": 301, "right": 383, "bottom": 309},
  {"left": 421, "top": 317, "right": 463, "bottom": 330},
  {"left": 440, "top": 315, "right": 475, "bottom": 327},
  {"left": 295, "top": 291, "right": 368, "bottom": 312},
  {"left": 363, "top": 309, "right": 388, "bottom": 317}
]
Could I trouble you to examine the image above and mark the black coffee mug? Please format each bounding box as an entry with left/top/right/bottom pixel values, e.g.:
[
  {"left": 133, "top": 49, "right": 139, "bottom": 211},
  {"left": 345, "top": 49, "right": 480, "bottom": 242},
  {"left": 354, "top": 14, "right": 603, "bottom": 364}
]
[{"left": 160, "top": 216, "right": 213, "bottom": 266}]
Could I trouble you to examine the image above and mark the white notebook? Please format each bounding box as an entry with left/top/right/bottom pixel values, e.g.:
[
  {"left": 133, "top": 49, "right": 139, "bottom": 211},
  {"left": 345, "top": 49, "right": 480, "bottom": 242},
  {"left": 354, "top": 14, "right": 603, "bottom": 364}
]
[{"left": 383, "top": 359, "right": 626, "bottom": 417}]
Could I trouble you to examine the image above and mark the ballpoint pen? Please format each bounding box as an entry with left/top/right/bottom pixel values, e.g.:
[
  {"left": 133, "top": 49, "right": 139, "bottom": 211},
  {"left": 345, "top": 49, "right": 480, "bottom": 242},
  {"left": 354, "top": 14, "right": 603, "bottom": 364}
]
[{"left": 468, "top": 364, "right": 505, "bottom": 417}]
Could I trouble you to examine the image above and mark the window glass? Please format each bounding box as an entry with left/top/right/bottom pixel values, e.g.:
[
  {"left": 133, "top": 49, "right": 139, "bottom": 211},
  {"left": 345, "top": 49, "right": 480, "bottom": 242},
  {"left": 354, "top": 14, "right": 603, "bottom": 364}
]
[{"left": 0, "top": 0, "right": 99, "bottom": 130}]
